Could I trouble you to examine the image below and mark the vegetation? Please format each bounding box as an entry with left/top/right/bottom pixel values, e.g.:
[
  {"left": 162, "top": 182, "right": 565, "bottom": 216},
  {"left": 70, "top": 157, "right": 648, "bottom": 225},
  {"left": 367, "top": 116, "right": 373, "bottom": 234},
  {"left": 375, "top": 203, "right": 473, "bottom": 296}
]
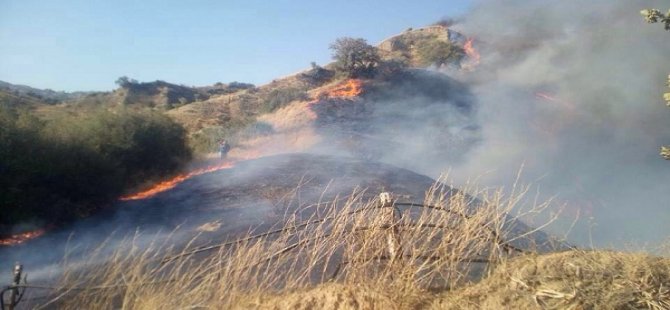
[
  {"left": 416, "top": 40, "right": 465, "bottom": 67},
  {"left": 31, "top": 180, "right": 670, "bottom": 309},
  {"left": 259, "top": 86, "right": 309, "bottom": 114},
  {"left": 188, "top": 119, "right": 273, "bottom": 155},
  {"left": 641, "top": 9, "right": 670, "bottom": 30},
  {"left": 641, "top": 9, "right": 670, "bottom": 159},
  {"left": 376, "top": 58, "right": 410, "bottom": 80},
  {"left": 330, "top": 37, "right": 381, "bottom": 78},
  {"left": 42, "top": 179, "right": 552, "bottom": 308},
  {"left": 0, "top": 106, "right": 191, "bottom": 227},
  {"left": 297, "top": 62, "right": 335, "bottom": 86},
  {"left": 435, "top": 250, "right": 670, "bottom": 309}
]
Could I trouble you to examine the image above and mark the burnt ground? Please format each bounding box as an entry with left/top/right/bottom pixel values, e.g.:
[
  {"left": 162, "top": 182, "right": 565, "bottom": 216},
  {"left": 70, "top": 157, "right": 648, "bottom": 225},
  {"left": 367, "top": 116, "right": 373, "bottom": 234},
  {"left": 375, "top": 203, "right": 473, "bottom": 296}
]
[{"left": 0, "top": 153, "right": 562, "bottom": 284}]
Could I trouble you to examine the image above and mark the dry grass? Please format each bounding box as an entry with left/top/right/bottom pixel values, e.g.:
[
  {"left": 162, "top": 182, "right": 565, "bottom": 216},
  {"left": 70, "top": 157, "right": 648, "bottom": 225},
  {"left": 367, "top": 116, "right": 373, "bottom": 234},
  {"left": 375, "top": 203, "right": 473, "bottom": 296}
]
[
  {"left": 28, "top": 178, "right": 668, "bottom": 309},
  {"left": 431, "top": 250, "right": 670, "bottom": 310}
]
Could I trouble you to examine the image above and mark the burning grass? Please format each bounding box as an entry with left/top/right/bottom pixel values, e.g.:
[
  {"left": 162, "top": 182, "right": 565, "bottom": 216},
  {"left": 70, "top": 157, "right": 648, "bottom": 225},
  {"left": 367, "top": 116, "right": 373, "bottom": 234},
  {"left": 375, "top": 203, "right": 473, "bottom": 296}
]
[
  {"left": 28, "top": 178, "right": 670, "bottom": 309},
  {"left": 119, "top": 161, "right": 236, "bottom": 201},
  {"left": 0, "top": 229, "right": 46, "bottom": 246}
]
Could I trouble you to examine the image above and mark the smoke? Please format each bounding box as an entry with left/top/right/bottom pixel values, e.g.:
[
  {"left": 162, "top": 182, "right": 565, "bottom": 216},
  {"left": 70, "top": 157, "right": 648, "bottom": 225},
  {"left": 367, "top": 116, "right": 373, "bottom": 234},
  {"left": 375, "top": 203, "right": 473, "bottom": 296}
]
[
  {"left": 4, "top": 3, "right": 668, "bottom": 281},
  {"left": 444, "top": 0, "right": 670, "bottom": 248}
]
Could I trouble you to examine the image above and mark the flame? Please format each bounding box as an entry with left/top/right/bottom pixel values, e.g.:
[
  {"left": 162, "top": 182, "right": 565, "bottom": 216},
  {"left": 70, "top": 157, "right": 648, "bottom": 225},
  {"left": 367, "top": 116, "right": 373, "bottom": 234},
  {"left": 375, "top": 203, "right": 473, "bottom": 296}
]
[
  {"left": 301, "top": 79, "right": 364, "bottom": 120},
  {"left": 121, "top": 80, "right": 364, "bottom": 202},
  {"left": 119, "top": 147, "right": 266, "bottom": 201},
  {"left": 534, "top": 92, "right": 576, "bottom": 112},
  {"left": 119, "top": 161, "right": 235, "bottom": 201},
  {"left": 322, "top": 79, "right": 363, "bottom": 99},
  {"left": 462, "top": 38, "right": 481, "bottom": 70},
  {"left": 0, "top": 229, "right": 46, "bottom": 246}
]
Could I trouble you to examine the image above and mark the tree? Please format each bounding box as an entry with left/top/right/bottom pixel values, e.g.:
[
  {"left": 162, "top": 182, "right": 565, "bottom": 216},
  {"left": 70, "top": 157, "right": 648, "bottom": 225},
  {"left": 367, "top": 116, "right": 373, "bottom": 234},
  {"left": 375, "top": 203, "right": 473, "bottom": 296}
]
[
  {"left": 329, "top": 37, "right": 380, "bottom": 78},
  {"left": 640, "top": 9, "right": 670, "bottom": 30},
  {"left": 641, "top": 9, "right": 670, "bottom": 159}
]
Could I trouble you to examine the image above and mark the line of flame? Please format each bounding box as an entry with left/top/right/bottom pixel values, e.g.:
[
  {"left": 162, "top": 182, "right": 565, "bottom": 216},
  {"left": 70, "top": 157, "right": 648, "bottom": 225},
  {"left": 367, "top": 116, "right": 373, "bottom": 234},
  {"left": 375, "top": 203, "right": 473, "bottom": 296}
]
[
  {"left": 120, "top": 79, "right": 363, "bottom": 202},
  {"left": 535, "top": 92, "right": 577, "bottom": 112},
  {"left": 0, "top": 80, "right": 366, "bottom": 246},
  {"left": 119, "top": 161, "right": 235, "bottom": 201},
  {"left": 0, "top": 229, "right": 46, "bottom": 246}
]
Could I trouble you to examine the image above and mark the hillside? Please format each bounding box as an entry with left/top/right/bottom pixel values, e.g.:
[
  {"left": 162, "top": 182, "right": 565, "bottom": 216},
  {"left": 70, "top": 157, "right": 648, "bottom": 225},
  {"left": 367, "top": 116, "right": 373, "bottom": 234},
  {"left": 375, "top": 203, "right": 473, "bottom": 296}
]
[
  {"left": 2, "top": 22, "right": 670, "bottom": 310},
  {"left": 0, "top": 80, "right": 89, "bottom": 104},
  {"left": 2, "top": 25, "right": 473, "bottom": 157}
]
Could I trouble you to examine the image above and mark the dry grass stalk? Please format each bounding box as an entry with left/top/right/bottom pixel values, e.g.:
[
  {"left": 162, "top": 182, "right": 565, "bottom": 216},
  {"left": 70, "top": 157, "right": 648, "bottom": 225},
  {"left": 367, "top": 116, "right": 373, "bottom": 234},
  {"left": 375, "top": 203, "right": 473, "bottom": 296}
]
[{"left": 38, "top": 176, "right": 561, "bottom": 309}]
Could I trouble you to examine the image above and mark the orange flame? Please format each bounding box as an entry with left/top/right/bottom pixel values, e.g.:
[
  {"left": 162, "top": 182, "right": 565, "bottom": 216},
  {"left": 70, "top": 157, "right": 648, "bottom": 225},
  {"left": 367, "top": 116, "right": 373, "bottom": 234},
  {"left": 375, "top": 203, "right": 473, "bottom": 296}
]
[
  {"left": 0, "top": 229, "right": 46, "bottom": 246},
  {"left": 323, "top": 79, "right": 363, "bottom": 99},
  {"left": 462, "top": 38, "right": 481, "bottom": 70},
  {"left": 121, "top": 80, "right": 364, "bottom": 202},
  {"left": 119, "top": 148, "right": 265, "bottom": 201},
  {"left": 302, "top": 79, "right": 364, "bottom": 120},
  {"left": 120, "top": 161, "right": 235, "bottom": 201}
]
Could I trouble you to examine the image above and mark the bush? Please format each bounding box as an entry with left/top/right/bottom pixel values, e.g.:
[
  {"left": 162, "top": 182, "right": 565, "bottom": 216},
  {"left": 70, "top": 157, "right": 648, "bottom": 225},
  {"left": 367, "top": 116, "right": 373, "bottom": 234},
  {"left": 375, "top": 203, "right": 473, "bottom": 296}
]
[
  {"left": 416, "top": 40, "right": 465, "bottom": 67},
  {"left": 260, "top": 87, "right": 309, "bottom": 113},
  {"left": 298, "top": 62, "right": 335, "bottom": 86},
  {"left": 0, "top": 107, "right": 191, "bottom": 226},
  {"left": 376, "top": 58, "right": 410, "bottom": 80},
  {"left": 189, "top": 120, "right": 274, "bottom": 155}
]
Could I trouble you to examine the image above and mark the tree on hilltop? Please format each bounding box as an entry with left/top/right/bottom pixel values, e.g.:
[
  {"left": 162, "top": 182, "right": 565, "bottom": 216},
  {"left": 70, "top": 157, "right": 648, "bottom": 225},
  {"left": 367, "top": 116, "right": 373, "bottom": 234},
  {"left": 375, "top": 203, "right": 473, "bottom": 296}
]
[{"left": 329, "top": 37, "right": 380, "bottom": 78}]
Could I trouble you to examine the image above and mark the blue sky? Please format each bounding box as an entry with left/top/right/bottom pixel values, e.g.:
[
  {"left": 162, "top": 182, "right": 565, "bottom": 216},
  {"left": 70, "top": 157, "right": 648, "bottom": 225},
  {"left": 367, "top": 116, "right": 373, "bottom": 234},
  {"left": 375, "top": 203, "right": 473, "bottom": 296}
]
[{"left": 0, "top": 0, "right": 471, "bottom": 91}]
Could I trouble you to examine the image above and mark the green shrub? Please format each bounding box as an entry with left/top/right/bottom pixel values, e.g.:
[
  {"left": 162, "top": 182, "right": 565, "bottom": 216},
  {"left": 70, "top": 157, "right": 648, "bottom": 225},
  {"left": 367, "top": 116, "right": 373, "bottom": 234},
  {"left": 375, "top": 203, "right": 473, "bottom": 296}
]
[
  {"left": 260, "top": 87, "right": 309, "bottom": 113},
  {"left": 0, "top": 107, "right": 191, "bottom": 227},
  {"left": 416, "top": 40, "right": 465, "bottom": 67},
  {"left": 189, "top": 120, "right": 274, "bottom": 155}
]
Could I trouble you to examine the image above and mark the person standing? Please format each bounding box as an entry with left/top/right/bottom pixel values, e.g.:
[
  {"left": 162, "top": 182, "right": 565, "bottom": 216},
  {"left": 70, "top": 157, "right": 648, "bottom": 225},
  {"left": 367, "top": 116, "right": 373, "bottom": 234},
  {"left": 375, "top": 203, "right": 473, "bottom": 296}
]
[{"left": 219, "top": 139, "right": 230, "bottom": 159}]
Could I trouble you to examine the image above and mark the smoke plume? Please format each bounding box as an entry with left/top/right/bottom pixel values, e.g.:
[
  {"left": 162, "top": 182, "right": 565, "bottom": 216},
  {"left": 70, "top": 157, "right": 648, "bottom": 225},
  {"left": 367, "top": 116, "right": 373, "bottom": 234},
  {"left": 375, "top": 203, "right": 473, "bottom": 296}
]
[{"left": 445, "top": 0, "right": 670, "bottom": 248}]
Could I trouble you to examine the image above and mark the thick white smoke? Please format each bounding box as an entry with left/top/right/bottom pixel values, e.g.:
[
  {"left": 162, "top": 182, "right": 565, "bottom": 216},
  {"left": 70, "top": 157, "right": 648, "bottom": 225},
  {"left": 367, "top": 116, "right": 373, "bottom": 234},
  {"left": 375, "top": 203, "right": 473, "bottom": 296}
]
[{"left": 447, "top": 0, "right": 670, "bottom": 248}]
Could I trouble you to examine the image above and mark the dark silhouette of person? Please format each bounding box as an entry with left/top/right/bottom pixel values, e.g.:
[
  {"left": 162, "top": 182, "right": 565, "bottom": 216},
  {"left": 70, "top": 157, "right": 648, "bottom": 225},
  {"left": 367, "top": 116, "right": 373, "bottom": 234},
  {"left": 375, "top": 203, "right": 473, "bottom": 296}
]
[{"left": 219, "top": 139, "right": 230, "bottom": 159}]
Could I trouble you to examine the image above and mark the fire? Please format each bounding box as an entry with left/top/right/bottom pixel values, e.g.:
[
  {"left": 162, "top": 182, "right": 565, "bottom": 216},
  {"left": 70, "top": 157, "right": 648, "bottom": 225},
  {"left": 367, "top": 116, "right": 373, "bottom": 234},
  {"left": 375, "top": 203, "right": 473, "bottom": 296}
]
[
  {"left": 323, "top": 79, "right": 363, "bottom": 99},
  {"left": 534, "top": 91, "right": 576, "bottom": 112},
  {"left": 119, "top": 148, "right": 264, "bottom": 201},
  {"left": 121, "top": 79, "right": 364, "bottom": 202},
  {"left": 0, "top": 229, "right": 46, "bottom": 246},
  {"left": 302, "top": 78, "right": 364, "bottom": 120},
  {"left": 120, "top": 161, "right": 235, "bottom": 201},
  {"left": 462, "top": 38, "right": 481, "bottom": 70}
]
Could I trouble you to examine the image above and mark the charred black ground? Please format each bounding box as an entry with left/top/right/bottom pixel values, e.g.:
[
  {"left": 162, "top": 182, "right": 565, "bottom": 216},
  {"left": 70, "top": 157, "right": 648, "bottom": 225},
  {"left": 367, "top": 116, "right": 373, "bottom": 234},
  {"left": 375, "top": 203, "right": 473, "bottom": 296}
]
[{"left": 0, "top": 153, "right": 560, "bottom": 283}]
